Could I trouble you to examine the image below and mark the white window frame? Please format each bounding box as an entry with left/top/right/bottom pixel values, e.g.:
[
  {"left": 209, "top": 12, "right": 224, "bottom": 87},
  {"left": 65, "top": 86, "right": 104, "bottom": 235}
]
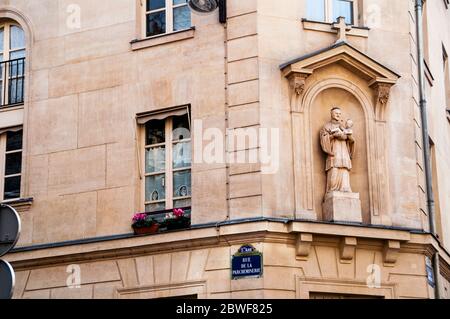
[
  {"left": 0, "top": 129, "right": 23, "bottom": 202},
  {"left": 141, "top": 116, "right": 192, "bottom": 212},
  {"left": 0, "top": 22, "right": 26, "bottom": 106},
  {"left": 307, "top": 0, "right": 358, "bottom": 25},
  {"left": 141, "top": 0, "right": 191, "bottom": 38}
]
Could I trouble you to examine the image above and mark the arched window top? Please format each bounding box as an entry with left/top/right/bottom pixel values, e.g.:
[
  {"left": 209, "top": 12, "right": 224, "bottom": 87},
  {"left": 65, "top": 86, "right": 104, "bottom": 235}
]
[
  {"left": 0, "top": 21, "right": 26, "bottom": 61},
  {"left": 0, "top": 20, "right": 26, "bottom": 107}
]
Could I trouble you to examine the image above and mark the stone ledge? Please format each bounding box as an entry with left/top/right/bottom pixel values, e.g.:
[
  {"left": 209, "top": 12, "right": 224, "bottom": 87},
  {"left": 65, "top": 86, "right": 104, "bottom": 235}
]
[
  {"left": 6, "top": 219, "right": 438, "bottom": 269},
  {"left": 130, "top": 27, "right": 195, "bottom": 51},
  {"left": 2, "top": 197, "right": 34, "bottom": 213},
  {"left": 301, "top": 19, "right": 369, "bottom": 38}
]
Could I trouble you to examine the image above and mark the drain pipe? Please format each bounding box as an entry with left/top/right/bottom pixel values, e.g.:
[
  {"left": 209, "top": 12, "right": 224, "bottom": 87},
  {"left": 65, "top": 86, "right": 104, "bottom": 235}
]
[{"left": 415, "top": 0, "right": 440, "bottom": 299}]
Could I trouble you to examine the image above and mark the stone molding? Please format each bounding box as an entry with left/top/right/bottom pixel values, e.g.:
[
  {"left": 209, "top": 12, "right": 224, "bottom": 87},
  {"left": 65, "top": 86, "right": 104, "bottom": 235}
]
[
  {"left": 295, "top": 277, "right": 397, "bottom": 299},
  {"left": 301, "top": 19, "right": 370, "bottom": 39},
  {"left": 7, "top": 221, "right": 445, "bottom": 275},
  {"left": 117, "top": 280, "right": 207, "bottom": 299}
]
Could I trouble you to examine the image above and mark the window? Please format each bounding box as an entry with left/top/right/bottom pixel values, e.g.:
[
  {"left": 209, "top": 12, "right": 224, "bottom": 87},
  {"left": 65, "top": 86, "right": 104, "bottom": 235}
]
[
  {"left": 0, "top": 22, "right": 25, "bottom": 107},
  {"left": 144, "top": 114, "right": 191, "bottom": 212},
  {"left": 443, "top": 45, "right": 450, "bottom": 110},
  {"left": 144, "top": 0, "right": 191, "bottom": 37},
  {"left": 0, "top": 129, "right": 23, "bottom": 201},
  {"left": 306, "top": 0, "right": 357, "bottom": 25}
]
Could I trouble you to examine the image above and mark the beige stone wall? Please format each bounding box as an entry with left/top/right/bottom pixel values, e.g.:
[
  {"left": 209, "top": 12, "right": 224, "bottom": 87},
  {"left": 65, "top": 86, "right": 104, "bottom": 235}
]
[
  {"left": 11, "top": 237, "right": 431, "bottom": 299},
  {"left": 421, "top": 0, "right": 450, "bottom": 248}
]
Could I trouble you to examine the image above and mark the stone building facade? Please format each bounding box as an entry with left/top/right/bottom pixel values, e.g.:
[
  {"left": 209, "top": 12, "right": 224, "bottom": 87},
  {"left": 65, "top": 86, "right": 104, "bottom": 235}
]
[{"left": 1, "top": 0, "right": 450, "bottom": 299}]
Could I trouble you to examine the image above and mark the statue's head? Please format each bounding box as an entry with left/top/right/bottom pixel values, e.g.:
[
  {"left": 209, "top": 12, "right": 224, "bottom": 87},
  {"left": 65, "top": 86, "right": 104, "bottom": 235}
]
[{"left": 330, "top": 107, "right": 342, "bottom": 122}]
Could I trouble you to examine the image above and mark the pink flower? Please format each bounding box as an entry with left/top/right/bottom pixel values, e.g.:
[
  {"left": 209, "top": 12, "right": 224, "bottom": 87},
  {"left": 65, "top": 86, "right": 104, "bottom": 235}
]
[
  {"left": 173, "top": 209, "right": 184, "bottom": 218},
  {"left": 132, "top": 213, "right": 147, "bottom": 222}
]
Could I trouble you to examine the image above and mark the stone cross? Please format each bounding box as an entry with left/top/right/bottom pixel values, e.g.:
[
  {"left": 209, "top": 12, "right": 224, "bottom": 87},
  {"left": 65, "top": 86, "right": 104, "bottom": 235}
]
[{"left": 332, "top": 16, "right": 352, "bottom": 43}]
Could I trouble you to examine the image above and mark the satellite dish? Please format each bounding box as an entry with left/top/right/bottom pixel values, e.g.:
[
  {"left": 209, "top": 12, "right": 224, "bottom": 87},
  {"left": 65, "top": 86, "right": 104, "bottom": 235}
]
[
  {"left": 0, "top": 205, "right": 21, "bottom": 257},
  {"left": 0, "top": 260, "right": 15, "bottom": 299},
  {"left": 188, "top": 0, "right": 219, "bottom": 14}
]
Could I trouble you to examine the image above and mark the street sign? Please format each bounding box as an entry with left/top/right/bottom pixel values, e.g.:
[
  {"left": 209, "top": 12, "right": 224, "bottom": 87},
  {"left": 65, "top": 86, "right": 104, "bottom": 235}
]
[
  {"left": 231, "top": 245, "right": 263, "bottom": 280},
  {"left": 0, "top": 260, "right": 15, "bottom": 299},
  {"left": 0, "top": 205, "right": 21, "bottom": 257}
]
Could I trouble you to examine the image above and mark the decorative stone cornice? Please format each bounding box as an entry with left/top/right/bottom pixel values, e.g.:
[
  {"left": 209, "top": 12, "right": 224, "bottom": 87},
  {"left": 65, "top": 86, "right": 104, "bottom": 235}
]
[{"left": 280, "top": 42, "right": 400, "bottom": 114}]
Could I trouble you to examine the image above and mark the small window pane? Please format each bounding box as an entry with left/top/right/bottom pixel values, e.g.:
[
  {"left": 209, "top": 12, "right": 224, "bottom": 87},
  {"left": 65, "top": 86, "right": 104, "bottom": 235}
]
[
  {"left": 172, "top": 114, "right": 190, "bottom": 140},
  {"left": 147, "top": 0, "right": 166, "bottom": 11},
  {"left": 146, "top": 11, "right": 166, "bottom": 37},
  {"left": 145, "top": 174, "right": 166, "bottom": 202},
  {"left": 173, "top": 142, "right": 191, "bottom": 169},
  {"left": 174, "top": 198, "right": 191, "bottom": 209},
  {"left": 6, "top": 130, "right": 23, "bottom": 151},
  {"left": 173, "top": 0, "right": 187, "bottom": 5},
  {"left": 173, "top": 170, "right": 191, "bottom": 198},
  {"left": 307, "top": 0, "right": 325, "bottom": 22},
  {"left": 0, "top": 28, "right": 4, "bottom": 53},
  {"left": 333, "top": 0, "right": 354, "bottom": 24},
  {"left": 146, "top": 120, "right": 165, "bottom": 145},
  {"left": 10, "top": 25, "right": 25, "bottom": 50},
  {"left": 146, "top": 146, "right": 166, "bottom": 173},
  {"left": 10, "top": 49, "right": 25, "bottom": 61},
  {"left": 4, "top": 176, "right": 21, "bottom": 200},
  {"left": 146, "top": 202, "right": 166, "bottom": 213},
  {"left": 5, "top": 152, "right": 22, "bottom": 175},
  {"left": 173, "top": 5, "right": 191, "bottom": 31},
  {"left": 8, "top": 77, "right": 24, "bottom": 105}
]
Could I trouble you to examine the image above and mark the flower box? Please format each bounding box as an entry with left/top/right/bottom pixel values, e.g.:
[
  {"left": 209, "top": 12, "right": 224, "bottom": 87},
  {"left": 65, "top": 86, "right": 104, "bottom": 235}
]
[{"left": 133, "top": 223, "right": 160, "bottom": 235}]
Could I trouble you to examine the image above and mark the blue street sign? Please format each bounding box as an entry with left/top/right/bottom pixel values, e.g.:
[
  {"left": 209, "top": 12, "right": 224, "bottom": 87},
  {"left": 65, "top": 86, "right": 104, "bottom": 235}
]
[{"left": 231, "top": 245, "right": 263, "bottom": 280}]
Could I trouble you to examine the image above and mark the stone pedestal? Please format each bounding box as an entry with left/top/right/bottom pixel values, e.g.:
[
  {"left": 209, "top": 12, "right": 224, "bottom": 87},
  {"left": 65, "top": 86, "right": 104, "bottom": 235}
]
[{"left": 322, "top": 192, "right": 362, "bottom": 223}]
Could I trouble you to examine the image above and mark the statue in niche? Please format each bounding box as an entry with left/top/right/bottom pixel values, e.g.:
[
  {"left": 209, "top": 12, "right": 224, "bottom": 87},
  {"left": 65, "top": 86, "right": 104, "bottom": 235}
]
[{"left": 320, "top": 107, "right": 355, "bottom": 194}]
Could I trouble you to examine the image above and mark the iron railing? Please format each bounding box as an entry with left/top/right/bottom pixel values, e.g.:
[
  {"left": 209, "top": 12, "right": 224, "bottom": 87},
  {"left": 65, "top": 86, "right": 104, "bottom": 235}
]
[{"left": 0, "top": 58, "right": 25, "bottom": 108}]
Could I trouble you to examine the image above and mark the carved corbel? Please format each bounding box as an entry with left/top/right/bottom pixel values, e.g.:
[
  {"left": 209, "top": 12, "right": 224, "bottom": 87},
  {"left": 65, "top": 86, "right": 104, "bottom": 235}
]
[
  {"left": 383, "top": 240, "right": 401, "bottom": 267},
  {"left": 289, "top": 73, "right": 307, "bottom": 97},
  {"left": 372, "top": 82, "right": 393, "bottom": 122},
  {"left": 283, "top": 68, "right": 312, "bottom": 112},
  {"left": 340, "top": 237, "right": 357, "bottom": 263},
  {"left": 296, "top": 233, "right": 313, "bottom": 261}
]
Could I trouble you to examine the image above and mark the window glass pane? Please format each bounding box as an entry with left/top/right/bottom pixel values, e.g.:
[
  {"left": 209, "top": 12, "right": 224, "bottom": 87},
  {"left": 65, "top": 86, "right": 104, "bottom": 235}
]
[
  {"left": 0, "top": 28, "right": 4, "bottom": 53},
  {"left": 146, "top": 202, "right": 166, "bottom": 213},
  {"left": 6, "top": 130, "right": 23, "bottom": 151},
  {"left": 173, "top": 0, "right": 187, "bottom": 5},
  {"left": 147, "top": 0, "right": 166, "bottom": 11},
  {"left": 4, "top": 176, "right": 20, "bottom": 200},
  {"left": 145, "top": 174, "right": 166, "bottom": 202},
  {"left": 307, "top": 0, "right": 325, "bottom": 21},
  {"left": 10, "top": 49, "right": 26, "bottom": 60},
  {"left": 147, "top": 11, "right": 166, "bottom": 37},
  {"left": 173, "top": 5, "right": 191, "bottom": 31},
  {"left": 8, "top": 77, "right": 24, "bottom": 104},
  {"left": 174, "top": 198, "right": 191, "bottom": 209},
  {"left": 146, "top": 119, "right": 165, "bottom": 145},
  {"left": 173, "top": 170, "right": 191, "bottom": 198},
  {"left": 172, "top": 114, "right": 190, "bottom": 140},
  {"left": 5, "top": 152, "right": 22, "bottom": 175},
  {"left": 333, "top": 0, "right": 354, "bottom": 24},
  {"left": 146, "top": 146, "right": 166, "bottom": 173},
  {"left": 10, "top": 25, "right": 25, "bottom": 50},
  {"left": 173, "top": 142, "right": 191, "bottom": 169}
]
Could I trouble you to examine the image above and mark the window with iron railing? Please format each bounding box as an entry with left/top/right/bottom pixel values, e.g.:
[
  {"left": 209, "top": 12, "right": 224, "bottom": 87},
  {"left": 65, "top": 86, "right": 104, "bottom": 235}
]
[{"left": 0, "top": 22, "right": 25, "bottom": 108}]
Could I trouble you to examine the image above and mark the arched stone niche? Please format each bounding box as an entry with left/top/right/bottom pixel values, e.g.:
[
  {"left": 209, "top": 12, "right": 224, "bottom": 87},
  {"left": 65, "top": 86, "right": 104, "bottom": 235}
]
[{"left": 280, "top": 42, "right": 400, "bottom": 225}]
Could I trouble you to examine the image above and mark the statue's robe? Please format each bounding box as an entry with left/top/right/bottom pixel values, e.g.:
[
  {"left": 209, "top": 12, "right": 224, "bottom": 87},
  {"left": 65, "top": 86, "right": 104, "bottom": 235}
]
[{"left": 320, "top": 122, "right": 355, "bottom": 193}]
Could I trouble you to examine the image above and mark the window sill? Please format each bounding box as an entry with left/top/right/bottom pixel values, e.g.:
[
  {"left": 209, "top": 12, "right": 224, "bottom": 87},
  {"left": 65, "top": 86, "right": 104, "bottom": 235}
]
[
  {"left": 2, "top": 197, "right": 34, "bottom": 213},
  {"left": 130, "top": 27, "right": 195, "bottom": 51},
  {"left": 301, "top": 19, "right": 369, "bottom": 38}
]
